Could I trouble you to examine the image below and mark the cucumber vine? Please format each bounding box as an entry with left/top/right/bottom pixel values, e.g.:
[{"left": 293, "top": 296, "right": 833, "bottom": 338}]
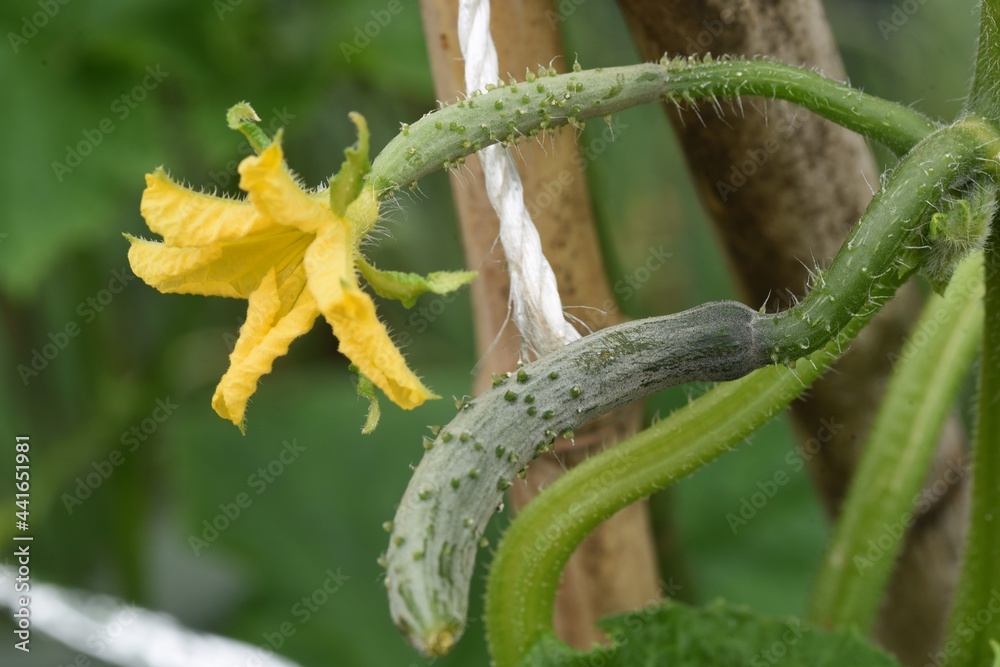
[{"left": 374, "top": 2, "right": 1000, "bottom": 666}]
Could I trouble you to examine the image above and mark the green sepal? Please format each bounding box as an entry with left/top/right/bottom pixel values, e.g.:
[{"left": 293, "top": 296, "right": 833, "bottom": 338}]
[
  {"left": 226, "top": 101, "right": 273, "bottom": 155},
  {"left": 349, "top": 364, "right": 381, "bottom": 434},
  {"left": 330, "top": 112, "right": 371, "bottom": 215},
  {"left": 356, "top": 258, "right": 476, "bottom": 308}
]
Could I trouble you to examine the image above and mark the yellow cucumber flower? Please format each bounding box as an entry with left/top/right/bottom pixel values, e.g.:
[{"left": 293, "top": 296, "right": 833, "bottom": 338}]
[{"left": 126, "top": 111, "right": 474, "bottom": 432}]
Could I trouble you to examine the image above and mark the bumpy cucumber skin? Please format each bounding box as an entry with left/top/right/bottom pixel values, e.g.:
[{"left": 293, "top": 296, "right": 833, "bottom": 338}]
[{"left": 385, "top": 300, "right": 765, "bottom": 654}]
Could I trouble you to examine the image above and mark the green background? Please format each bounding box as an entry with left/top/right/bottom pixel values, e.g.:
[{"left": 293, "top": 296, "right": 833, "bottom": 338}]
[{"left": 0, "top": 1, "right": 977, "bottom": 665}]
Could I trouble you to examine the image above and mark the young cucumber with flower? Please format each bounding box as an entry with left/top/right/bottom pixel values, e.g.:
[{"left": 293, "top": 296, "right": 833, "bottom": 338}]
[{"left": 126, "top": 105, "right": 474, "bottom": 432}]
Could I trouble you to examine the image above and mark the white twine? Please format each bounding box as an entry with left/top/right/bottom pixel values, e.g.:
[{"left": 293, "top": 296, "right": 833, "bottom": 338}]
[
  {"left": 0, "top": 565, "right": 301, "bottom": 667},
  {"left": 457, "top": 0, "right": 581, "bottom": 358}
]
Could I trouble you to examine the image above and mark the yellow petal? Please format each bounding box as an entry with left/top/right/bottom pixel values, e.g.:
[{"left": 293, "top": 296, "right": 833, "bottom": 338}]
[
  {"left": 239, "top": 141, "right": 333, "bottom": 234},
  {"left": 212, "top": 269, "right": 319, "bottom": 429},
  {"left": 126, "top": 229, "right": 311, "bottom": 298},
  {"left": 305, "top": 228, "right": 435, "bottom": 409},
  {"left": 141, "top": 168, "right": 283, "bottom": 247},
  {"left": 324, "top": 290, "right": 436, "bottom": 409}
]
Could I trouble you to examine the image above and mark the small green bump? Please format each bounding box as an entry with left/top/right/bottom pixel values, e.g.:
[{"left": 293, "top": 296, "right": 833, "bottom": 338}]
[
  {"left": 457, "top": 100, "right": 465, "bottom": 108},
  {"left": 525, "top": 70, "right": 536, "bottom": 83},
  {"left": 573, "top": 59, "right": 582, "bottom": 72},
  {"left": 504, "top": 390, "right": 518, "bottom": 402},
  {"left": 401, "top": 123, "right": 410, "bottom": 136},
  {"left": 468, "top": 469, "right": 480, "bottom": 480},
  {"left": 495, "top": 445, "right": 507, "bottom": 458},
  {"left": 570, "top": 386, "right": 582, "bottom": 398},
  {"left": 516, "top": 369, "right": 529, "bottom": 383},
  {"left": 507, "top": 452, "right": 518, "bottom": 464},
  {"left": 422, "top": 436, "right": 435, "bottom": 450},
  {"left": 494, "top": 100, "right": 504, "bottom": 110},
  {"left": 521, "top": 94, "right": 531, "bottom": 104},
  {"left": 479, "top": 537, "right": 490, "bottom": 549},
  {"left": 594, "top": 99, "right": 602, "bottom": 107},
  {"left": 429, "top": 425, "right": 442, "bottom": 436},
  {"left": 464, "top": 517, "right": 475, "bottom": 528},
  {"left": 524, "top": 394, "right": 535, "bottom": 404},
  {"left": 497, "top": 478, "right": 512, "bottom": 491},
  {"left": 450, "top": 478, "right": 461, "bottom": 489},
  {"left": 527, "top": 406, "right": 538, "bottom": 416},
  {"left": 376, "top": 554, "right": 388, "bottom": 568},
  {"left": 441, "top": 432, "right": 453, "bottom": 443},
  {"left": 473, "top": 441, "right": 484, "bottom": 452},
  {"left": 418, "top": 484, "right": 434, "bottom": 500},
  {"left": 543, "top": 410, "right": 555, "bottom": 420},
  {"left": 544, "top": 429, "right": 556, "bottom": 441},
  {"left": 394, "top": 536, "right": 405, "bottom": 547},
  {"left": 547, "top": 66, "right": 557, "bottom": 76},
  {"left": 560, "top": 429, "right": 574, "bottom": 440},
  {"left": 549, "top": 371, "right": 559, "bottom": 380},
  {"left": 517, "top": 468, "right": 527, "bottom": 480},
  {"left": 382, "top": 521, "right": 393, "bottom": 532},
  {"left": 434, "top": 120, "right": 443, "bottom": 130},
  {"left": 413, "top": 550, "right": 425, "bottom": 561},
  {"left": 462, "top": 139, "right": 472, "bottom": 149},
  {"left": 536, "top": 83, "right": 545, "bottom": 93},
  {"left": 460, "top": 432, "right": 470, "bottom": 443},
  {"left": 575, "top": 82, "right": 584, "bottom": 92}
]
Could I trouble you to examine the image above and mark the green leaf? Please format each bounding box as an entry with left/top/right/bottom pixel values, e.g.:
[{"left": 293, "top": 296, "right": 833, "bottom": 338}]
[
  {"left": 519, "top": 600, "right": 901, "bottom": 667},
  {"left": 349, "top": 364, "right": 381, "bottom": 434},
  {"left": 356, "top": 257, "right": 476, "bottom": 308},
  {"left": 329, "top": 112, "right": 371, "bottom": 215}
]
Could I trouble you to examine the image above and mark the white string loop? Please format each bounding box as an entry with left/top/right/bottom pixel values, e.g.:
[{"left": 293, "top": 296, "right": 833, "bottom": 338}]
[{"left": 457, "top": 0, "right": 581, "bottom": 358}]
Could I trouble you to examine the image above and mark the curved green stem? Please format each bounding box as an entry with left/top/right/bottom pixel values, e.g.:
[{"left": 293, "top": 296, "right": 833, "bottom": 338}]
[
  {"left": 969, "top": 0, "right": 1000, "bottom": 119},
  {"left": 807, "top": 252, "right": 985, "bottom": 634},
  {"left": 369, "top": 58, "right": 935, "bottom": 193},
  {"left": 945, "top": 224, "right": 1000, "bottom": 667},
  {"left": 484, "top": 321, "right": 866, "bottom": 667}
]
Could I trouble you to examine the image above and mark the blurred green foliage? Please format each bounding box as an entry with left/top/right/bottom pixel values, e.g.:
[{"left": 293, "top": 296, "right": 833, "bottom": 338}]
[{"left": 0, "top": 0, "right": 977, "bottom": 665}]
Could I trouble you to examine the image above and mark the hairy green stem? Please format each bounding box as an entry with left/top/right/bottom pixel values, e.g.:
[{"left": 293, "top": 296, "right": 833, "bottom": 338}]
[
  {"left": 970, "top": 0, "right": 1000, "bottom": 119},
  {"left": 369, "top": 58, "right": 935, "bottom": 193},
  {"left": 807, "top": 252, "right": 985, "bottom": 634},
  {"left": 945, "top": 228, "right": 1000, "bottom": 667}
]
